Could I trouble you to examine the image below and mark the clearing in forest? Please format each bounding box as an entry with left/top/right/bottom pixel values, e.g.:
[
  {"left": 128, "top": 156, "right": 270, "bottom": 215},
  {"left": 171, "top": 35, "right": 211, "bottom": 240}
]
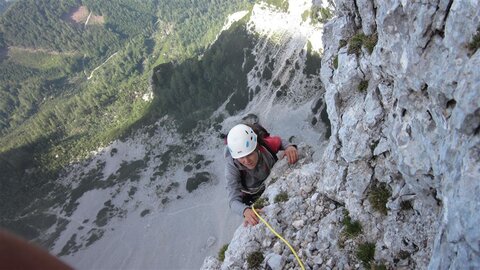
[
  {"left": 66, "top": 5, "right": 105, "bottom": 25},
  {"left": 8, "top": 47, "right": 79, "bottom": 70}
]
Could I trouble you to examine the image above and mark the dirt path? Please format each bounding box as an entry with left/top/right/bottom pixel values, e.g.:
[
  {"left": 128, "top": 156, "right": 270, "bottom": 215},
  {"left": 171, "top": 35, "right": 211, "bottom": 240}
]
[
  {"left": 84, "top": 11, "right": 92, "bottom": 26},
  {"left": 86, "top": 52, "right": 119, "bottom": 80}
]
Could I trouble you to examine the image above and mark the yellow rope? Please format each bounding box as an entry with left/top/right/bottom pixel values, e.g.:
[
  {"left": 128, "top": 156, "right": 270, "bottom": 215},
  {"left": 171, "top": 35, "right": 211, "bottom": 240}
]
[{"left": 251, "top": 205, "right": 305, "bottom": 270}]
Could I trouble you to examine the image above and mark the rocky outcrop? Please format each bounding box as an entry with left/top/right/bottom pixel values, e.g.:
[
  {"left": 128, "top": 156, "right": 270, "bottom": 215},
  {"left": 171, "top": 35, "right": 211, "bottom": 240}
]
[
  {"left": 202, "top": 0, "right": 479, "bottom": 269},
  {"left": 324, "top": 0, "right": 479, "bottom": 268}
]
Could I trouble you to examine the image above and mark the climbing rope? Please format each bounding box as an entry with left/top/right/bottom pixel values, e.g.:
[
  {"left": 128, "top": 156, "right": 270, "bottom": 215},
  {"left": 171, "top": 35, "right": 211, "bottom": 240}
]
[{"left": 251, "top": 205, "right": 305, "bottom": 270}]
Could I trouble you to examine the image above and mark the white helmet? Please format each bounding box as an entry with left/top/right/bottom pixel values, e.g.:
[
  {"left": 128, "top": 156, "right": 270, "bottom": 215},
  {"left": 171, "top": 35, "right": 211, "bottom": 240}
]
[{"left": 227, "top": 124, "right": 258, "bottom": 159}]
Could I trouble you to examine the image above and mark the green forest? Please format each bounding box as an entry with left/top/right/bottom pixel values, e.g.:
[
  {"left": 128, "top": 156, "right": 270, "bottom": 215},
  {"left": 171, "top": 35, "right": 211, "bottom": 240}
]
[
  {"left": 1, "top": 0, "right": 122, "bottom": 55},
  {"left": 0, "top": 0, "right": 255, "bottom": 232},
  {"left": 0, "top": 0, "right": 13, "bottom": 15},
  {"left": 150, "top": 20, "right": 256, "bottom": 132}
]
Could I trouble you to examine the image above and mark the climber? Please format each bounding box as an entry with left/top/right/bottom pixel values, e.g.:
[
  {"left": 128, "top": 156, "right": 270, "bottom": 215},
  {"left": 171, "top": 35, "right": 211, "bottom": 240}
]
[{"left": 225, "top": 123, "right": 298, "bottom": 227}]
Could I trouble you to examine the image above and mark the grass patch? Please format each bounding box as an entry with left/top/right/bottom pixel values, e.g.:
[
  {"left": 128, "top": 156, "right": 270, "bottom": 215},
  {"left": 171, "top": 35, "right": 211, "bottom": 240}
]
[
  {"left": 311, "top": 6, "right": 334, "bottom": 23},
  {"left": 85, "top": 228, "right": 104, "bottom": 248},
  {"left": 185, "top": 172, "right": 211, "bottom": 193},
  {"left": 301, "top": 10, "right": 310, "bottom": 22},
  {"left": 274, "top": 192, "right": 288, "bottom": 203},
  {"left": 94, "top": 200, "right": 122, "bottom": 227},
  {"left": 262, "top": 66, "right": 273, "bottom": 80},
  {"left": 247, "top": 250, "right": 264, "bottom": 269},
  {"left": 364, "top": 33, "right": 378, "bottom": 54},
  {"left": 128, "top": 186, "right": 137, "bottom": 197},
  {"left": 154, "top": 145, "right": 183, "bottom": 176},
  {"left": 253, "top": 197, "right": 268, "bottom": 209},
  {"left": 373, "top": 264, "right": 387, "bottom": 270},
  {"left": 400, "top": 200, "right": 413, "bottom": 211},
  {"left": 348, "top": 34, "right": 366, "bottom": 56},
  {"left": 319, "top": 7, "right": 333, "bottom": 22},
  {"left": 368, "top": 182, "right": 391, "bottom": 215},
  {"left": 358, "top": 80, "right": 369, "bottom": 92},
  {"left": 342, "top": 209, "right": 362, "bottom": 238},
  {"left": 58, "top": 233, "right": 81, "bottom": 256},
  {"left": 165, "top": 182, "right": 179, "bottom": 193},
  {"left": 264, "top": 0, "right": 289, "bottom": 12},
  {"left": 272, "top": 79, "right": 281, "bottom": 87},
  {"left": 467, "top": 26, "right": 480, "bottom": 55},
  {"left": 218, "top": 244, "right": 228, "bottom": 262},
  {"left": 193, "top": 154, "right": 205, "bottom": 163},
  {"left": 8, "top": 48, "right": 79, "bottom": 71},
  {"left": 62, "top": 162, "right": 105, "bottom": 215},
  {"left": 398, "top": 250, "right": 411, "bottom": 260},
  {"left": 115, "top": 160, "right": 145, "bottom": 183},
  {"left": 333, "top": 55, "right": 338, "bottom": 69},
  {"left": 356, "top": 242, "right": 375, "bottom": 268},
  {"left": 348, "top": 33, "right": 377, "bottom": 56}
]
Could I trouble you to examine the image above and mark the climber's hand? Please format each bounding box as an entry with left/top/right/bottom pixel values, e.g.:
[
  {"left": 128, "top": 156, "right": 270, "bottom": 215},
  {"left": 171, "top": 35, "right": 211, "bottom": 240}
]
[
  {"left": 243, "top": 208, "right": 262, "bottom": 227},
  {"left": 283, "top": 146, "right": 298, "bottom": 164}
]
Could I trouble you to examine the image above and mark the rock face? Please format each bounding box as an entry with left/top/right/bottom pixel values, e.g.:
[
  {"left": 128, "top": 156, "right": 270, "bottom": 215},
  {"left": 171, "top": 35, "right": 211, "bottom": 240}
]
[{"left": 203, "top": 0, "right": 479, "bottom": 269}]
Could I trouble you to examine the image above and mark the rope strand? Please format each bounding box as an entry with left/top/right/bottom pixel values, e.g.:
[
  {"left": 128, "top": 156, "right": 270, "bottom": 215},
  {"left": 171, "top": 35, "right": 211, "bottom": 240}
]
[{"left": 251, "top": 205, "right": 305, "bottom": 270}]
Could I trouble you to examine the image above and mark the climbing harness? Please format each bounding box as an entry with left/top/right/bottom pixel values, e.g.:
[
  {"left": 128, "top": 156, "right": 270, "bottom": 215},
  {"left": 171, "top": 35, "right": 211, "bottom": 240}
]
[{"left": 251, "top": 205, "right": 305, "bottom": 270}]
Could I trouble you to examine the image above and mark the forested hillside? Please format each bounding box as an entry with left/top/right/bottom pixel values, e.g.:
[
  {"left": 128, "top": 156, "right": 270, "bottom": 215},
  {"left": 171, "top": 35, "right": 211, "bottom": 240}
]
[
  {"left": 0, "top": 0, "right": 253, "bottom": 238},
  {"left": 0, "top": 0, "right": 14, "bottom": 14},
  {"left": 2, "top": 1, "right": 113, "bottom": 52},
  {"left": 150, "top": 19, "right": 256, "bottom": 132}
]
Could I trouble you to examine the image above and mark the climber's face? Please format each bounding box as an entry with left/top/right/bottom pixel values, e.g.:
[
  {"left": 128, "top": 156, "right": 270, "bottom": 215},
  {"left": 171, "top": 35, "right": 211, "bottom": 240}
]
[{"left": 237, "top": 150, "right": 259, "bottom": 169}]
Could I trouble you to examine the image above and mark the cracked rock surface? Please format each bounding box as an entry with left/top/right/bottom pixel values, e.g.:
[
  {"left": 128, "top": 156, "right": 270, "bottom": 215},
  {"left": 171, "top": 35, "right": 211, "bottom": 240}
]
[{"left": 202, "top": 0, "right": 479, "bottom": 269}]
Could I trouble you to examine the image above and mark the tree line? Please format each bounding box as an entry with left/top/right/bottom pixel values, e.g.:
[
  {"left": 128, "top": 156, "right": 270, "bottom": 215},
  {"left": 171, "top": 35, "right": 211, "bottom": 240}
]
[{"left": 151, "top": 20, "right": 256, "bottom": 132}]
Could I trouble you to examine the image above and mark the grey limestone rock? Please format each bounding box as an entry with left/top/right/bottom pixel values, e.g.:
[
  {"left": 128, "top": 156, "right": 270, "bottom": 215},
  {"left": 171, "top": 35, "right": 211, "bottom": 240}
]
[{"left": 202, "top": 0, "right": 479, "bottom": 269}]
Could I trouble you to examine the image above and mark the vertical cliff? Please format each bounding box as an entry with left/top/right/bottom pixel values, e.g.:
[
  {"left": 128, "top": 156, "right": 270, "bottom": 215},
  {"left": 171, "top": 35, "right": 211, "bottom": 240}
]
[
  {"left": 322, "top": 0, "right": 479, "bottom": 268},
  {"left": 202, "top": 0, "right": 479, "bottom": 269}
]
